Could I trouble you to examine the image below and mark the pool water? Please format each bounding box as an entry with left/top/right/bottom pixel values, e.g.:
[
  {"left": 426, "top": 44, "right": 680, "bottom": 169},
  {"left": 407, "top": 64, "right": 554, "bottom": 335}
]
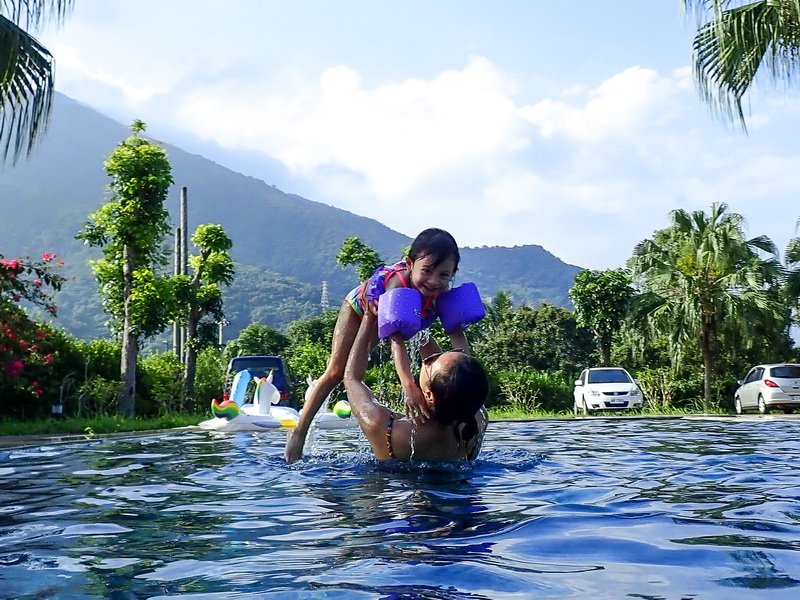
[{"left": 2, "top": 418, "right": 800, "bottom": 599}]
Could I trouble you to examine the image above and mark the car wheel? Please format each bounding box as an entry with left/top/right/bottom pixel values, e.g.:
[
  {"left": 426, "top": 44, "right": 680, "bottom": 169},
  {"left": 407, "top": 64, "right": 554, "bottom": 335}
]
[
  {"left": 734, "top": 396, "right": 743, "bottom": 415},
  {"left": 758, "top": 395, "right": 768, "bottom": 415},
  {"left": 783, "top": 407, "right": 794, "bottom": 415}
]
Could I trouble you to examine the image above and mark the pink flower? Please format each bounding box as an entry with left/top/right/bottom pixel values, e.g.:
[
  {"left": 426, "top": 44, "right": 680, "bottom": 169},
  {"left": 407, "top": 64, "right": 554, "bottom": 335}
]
[
  {"left": 5, "top": 360, "right": 24, "bottom": 378},
  {"left": 34, "top": 279, "right": 42, "bottom": 288}
]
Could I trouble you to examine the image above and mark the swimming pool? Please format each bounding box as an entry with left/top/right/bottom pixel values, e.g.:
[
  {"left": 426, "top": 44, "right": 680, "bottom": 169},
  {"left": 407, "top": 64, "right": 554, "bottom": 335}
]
[{"left": 2, "top": 417, "right": 800, "bottom": 599}]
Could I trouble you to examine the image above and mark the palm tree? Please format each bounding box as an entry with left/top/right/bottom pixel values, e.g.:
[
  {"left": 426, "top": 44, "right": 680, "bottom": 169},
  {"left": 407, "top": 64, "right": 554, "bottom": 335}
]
[
  {"left": 784, "top": 222, "right": 800, "bottom": 316},
  {"left": 1, "top": 1, "right": 73, "bottom": 163},
  {"left": 682, "top": 1, "right": 800, "bottom": 127},
  {"left": 629, "top": 202, "right": 786, "bottom": 411}
]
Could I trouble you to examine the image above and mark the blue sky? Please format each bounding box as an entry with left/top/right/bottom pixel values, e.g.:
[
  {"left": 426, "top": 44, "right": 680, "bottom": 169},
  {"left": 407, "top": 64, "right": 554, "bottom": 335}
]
[{"left": 36, "top": 0, "right": 800, "bottom": 270}]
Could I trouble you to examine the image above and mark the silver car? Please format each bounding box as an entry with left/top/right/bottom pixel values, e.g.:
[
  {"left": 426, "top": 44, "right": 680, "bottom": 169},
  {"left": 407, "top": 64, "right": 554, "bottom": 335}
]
[
  {"left": 734, "top": 363, "right": 800, "bottom": 414},
  {"left": 573, "top": 367, "right": 643, "bottom": 415}
]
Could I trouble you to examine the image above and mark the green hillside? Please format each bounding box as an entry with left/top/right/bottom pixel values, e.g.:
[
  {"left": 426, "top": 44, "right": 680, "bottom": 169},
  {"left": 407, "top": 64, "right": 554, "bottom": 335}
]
[{"left": 1, "top": 93, "right": 582, "bottom": 340}]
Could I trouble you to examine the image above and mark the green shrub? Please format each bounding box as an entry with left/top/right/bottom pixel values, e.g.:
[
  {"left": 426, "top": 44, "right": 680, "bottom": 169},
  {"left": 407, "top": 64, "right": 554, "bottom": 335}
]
[
  {"left": 138, "top": 352, "right": 184, "bottom": 416},
  {"left": 74, "top": 376, "right": 121, "bottom": 417},
  {"left": 194, "top": 346, "right": 226, "bottom": 408},
  {"left": 495, "top": 368, "right": 572, "bottom": 413}
]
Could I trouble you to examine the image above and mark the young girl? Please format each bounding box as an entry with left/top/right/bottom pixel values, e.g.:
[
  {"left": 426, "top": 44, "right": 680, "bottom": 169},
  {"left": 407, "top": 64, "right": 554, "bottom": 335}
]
[{"left": 284, "top": 227, "right": 469, "bottom": 463}]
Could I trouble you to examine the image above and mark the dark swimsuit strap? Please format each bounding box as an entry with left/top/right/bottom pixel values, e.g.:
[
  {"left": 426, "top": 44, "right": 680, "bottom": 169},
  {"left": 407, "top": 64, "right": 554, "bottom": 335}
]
[{"left": 386, "top": 412, "right": 396, "bottom": 458}]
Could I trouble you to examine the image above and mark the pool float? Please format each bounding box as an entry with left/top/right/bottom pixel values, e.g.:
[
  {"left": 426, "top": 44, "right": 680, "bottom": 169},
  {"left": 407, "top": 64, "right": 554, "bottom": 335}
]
[
  {"left": 199, "top": 372, "right": 300, "bottom": 431},
  {"left": 305, "top": 375, "right": 361, "bottom": 430}
]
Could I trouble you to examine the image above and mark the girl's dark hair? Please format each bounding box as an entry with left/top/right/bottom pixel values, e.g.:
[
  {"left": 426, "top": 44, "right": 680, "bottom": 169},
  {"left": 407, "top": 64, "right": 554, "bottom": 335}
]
[
  {"left": 408, "top": 228, "right": 460, "bottom": 273},
  {"left": 429, "top": 354, "right": 488, "bottom": 446}
]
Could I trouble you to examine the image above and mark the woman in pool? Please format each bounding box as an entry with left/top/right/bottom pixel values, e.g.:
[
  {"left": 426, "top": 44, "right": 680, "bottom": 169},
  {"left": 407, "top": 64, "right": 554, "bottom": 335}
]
[
  {"left": 285, "top": 227, "right": 467, "bottom": 463},
  {"left": 343, "top": 310, "right": 489, "bottom": 461}
]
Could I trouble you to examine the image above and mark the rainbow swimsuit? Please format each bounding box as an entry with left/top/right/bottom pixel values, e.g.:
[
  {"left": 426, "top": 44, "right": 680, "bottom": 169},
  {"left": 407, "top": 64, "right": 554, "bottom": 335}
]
[{"left": 345, "top": 262, "right": 439, "bottom": 324}]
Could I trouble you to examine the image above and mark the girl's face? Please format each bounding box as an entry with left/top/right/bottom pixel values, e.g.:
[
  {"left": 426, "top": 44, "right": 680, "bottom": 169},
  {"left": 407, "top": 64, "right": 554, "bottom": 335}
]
[{"left": 406, "top": 254, "right": 455, "bottom": 297}]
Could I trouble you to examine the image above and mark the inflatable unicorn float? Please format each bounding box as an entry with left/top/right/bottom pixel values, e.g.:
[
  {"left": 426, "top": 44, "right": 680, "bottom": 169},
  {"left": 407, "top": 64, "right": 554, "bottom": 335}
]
[
  {"left": 199, "top": 282, "right": 484, "bottom": 433},
  {"left": 199, "top": 370, "right": 301, "bottom": 431}
]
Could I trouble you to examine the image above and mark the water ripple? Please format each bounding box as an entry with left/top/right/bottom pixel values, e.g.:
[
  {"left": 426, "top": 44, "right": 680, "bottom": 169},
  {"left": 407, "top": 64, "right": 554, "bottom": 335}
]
[{"left": 2, "top": 419, "right": 800, "bottom": 598}]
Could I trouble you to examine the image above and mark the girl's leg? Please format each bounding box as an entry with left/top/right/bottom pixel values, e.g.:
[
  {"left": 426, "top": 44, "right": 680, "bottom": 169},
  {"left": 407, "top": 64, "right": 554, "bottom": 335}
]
[{"left": 285, "top": 302, "right": 362, "bottom": 463}]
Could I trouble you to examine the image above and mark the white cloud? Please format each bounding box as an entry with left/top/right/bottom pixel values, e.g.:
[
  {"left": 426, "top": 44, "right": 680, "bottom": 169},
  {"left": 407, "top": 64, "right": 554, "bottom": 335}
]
[
  {"left": 519, "top": 66, "right": 685, "bottom": 142},
  {"left": 47, "top": 37, "right": 800, "bottom": 270},
  {"left": 171, "top": 56, "right": 525, "bottom": 200},
  {"left": 54, "top": 44, "right": 171, "bottom": 105}
]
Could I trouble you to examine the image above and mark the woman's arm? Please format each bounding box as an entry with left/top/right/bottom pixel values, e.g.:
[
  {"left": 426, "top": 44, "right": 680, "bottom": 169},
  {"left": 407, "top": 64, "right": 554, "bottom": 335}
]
[
  {"left": 447, "top": 328, "right": 470, "bottom": 354},
  {"left": 343, "top": 312, "right": 393, "bottom": 458}
]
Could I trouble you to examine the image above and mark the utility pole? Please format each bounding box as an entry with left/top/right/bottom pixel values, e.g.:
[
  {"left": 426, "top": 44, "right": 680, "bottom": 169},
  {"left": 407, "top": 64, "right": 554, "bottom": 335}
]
[
  {"left": 180, "top": 186, "right": 188, "bottom": 363},
  {"left": 173, "top": 186, "right": 189, "bottom": 362},
  {"left": 172, "top": 225, "right": 182, "bottom": 358}
]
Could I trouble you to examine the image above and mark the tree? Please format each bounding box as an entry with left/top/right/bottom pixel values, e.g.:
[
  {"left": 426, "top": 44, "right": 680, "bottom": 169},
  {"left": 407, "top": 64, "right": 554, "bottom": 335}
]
[
  {"left": 1, "top": 1, "right": 73, "bottom": 163},
  {"left": 226, "top": 323, "right": 290, "bottom": 361},
  {"left": 474, "top": 302, "right": 594, "bottom": 376},
  {"left": 784, "top": 225, "right": 800, "bottom": 311},
  {"left": 77, "top": 121, "right": 174, "bottom": 417},
  {"left": 683, "top": 0, "right": 800, "bottom": 127},
  {"left": 336, "top": 237, "right": 384, "bottom": 282},
  {"left": 569, "top": 268, "right": 634, "bottom": 365},
  {"left": 173, "top": 224, "right": 235, "bottom": 403},
  {"left": 628, "top": 202, "right": 786, "bottom": 411}
]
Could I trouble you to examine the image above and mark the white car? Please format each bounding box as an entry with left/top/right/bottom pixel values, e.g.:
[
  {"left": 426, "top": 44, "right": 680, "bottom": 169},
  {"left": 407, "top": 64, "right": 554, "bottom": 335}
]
[
  {"left": 734, "top": 363, "right": 800, "bottom": 414},
  {"left": 574, "top": 367, "right": 643, "bottom": 415}
]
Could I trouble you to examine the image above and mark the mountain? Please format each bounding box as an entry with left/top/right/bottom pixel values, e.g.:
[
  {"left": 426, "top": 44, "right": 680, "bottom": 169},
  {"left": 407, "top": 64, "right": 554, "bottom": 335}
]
[{"left": 0, "top": 93, "right": 582, "bottom": 340}]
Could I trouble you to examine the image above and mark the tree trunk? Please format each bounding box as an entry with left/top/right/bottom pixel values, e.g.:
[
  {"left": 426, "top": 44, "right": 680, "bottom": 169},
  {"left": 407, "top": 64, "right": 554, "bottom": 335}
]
[
  {"left": 599, "top": 336, "right": 611, "bottom": 366},
  {"left": 183, "top": 308, "right": 199, "bottom": 410},
  {"left": 700, "top": 318, "right": 715, "bottom": 414},
  {"left": 119, "top": 243, "right": 137, "bottom": 417}
]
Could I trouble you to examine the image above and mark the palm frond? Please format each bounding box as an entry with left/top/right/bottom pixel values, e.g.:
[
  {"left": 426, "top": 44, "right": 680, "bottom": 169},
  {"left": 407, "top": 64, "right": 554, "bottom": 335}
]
[
  {"left": 0, "top": 1, "right": 74, "bottom": 29},
  {"left": 691, "top": 1, "right": 800, "bottom": 128},
  {"left": 0, "top": 14, "right": 54, "bottom": 162}
]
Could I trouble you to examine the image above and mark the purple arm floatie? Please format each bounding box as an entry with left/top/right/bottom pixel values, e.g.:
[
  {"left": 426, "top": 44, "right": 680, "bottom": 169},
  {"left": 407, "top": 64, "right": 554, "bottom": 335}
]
[
  {"left": 436, "top": 283, "right": 486, "bottom": 334},
  {"left": 378, "top": 288, "right": 422, "bottom": 339}
]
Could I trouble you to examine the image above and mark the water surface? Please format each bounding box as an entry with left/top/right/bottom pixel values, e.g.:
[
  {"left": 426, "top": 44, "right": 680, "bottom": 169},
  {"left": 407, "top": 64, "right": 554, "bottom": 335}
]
[{"left": 2, "top": 418, "right": 800, "bottom": 599}]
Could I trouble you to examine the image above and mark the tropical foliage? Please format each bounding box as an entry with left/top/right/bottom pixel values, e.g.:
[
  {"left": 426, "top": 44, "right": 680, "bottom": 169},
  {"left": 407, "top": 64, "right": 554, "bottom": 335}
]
[
  {"left": 569, "top": 268, "right": 634, "bottom": 365},
  {"left": 628, "top": 202, "right": 787, "bottom": 411},
  {"left": 0, "top": 0, "right": 73, "bottom": 162},
  {"left": 173, "top": 223, "right": 235, "bottom": 403},
  {"left": 683, "top": 0, "right": 800, "bottom": 126},
  {"left": 77, "top": 120, "right": 174, "bottom": 416},
  {"left": 336, "top": 236, "right": 385, "bottom": 282}
]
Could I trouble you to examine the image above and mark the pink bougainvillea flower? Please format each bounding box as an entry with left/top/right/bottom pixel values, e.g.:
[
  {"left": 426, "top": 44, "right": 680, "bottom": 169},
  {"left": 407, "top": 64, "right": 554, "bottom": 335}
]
[
  {"left": 5, "top": 360, "right": 24, "bottom": 377},
  {"left": 34, "top": 279, "right": 41, "bottom": 288}
]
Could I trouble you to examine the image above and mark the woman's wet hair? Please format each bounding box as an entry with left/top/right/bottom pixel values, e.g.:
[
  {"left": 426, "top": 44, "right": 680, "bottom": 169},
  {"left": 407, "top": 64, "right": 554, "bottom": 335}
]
[
  {"left": 409, "top": 228, "right": 460, "bottom": 273},
  {"left": 428, "top": 353, "right": 488, "bottom": 445}
]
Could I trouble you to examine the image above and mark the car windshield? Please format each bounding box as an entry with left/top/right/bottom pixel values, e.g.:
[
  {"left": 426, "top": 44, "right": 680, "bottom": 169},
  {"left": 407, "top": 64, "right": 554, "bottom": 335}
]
[
  {"left": 768, "top": 365, "right": 800, "bottom": 379},
  {"left": 587, "top": 369, "right": 631, "bottom": 384}
]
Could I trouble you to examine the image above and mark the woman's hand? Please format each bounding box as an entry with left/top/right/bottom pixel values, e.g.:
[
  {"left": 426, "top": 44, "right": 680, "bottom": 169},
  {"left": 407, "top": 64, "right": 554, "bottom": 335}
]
[{"left": 403, "top": 381, "right": 430, "bottom": 424}]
